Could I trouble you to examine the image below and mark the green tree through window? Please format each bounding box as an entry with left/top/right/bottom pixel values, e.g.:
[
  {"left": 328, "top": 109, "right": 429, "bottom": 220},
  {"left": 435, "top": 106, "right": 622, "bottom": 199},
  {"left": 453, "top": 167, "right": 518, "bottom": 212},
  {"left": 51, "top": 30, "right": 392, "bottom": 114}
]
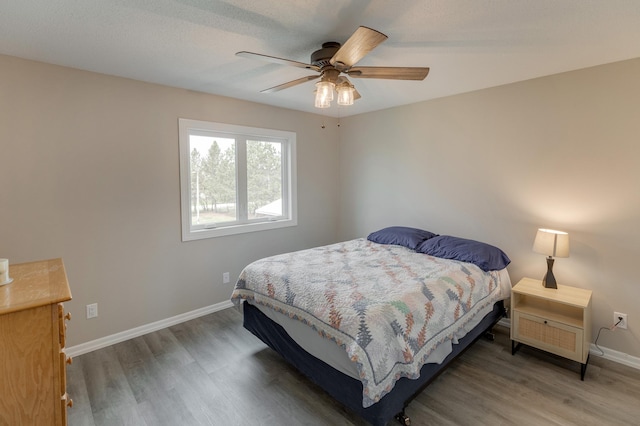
[
  {"left": 179, "top": 118, "right": 296, "bottom": 240},
  {"left": 247, "top": 140, "right": 282, "bottom": 217}
]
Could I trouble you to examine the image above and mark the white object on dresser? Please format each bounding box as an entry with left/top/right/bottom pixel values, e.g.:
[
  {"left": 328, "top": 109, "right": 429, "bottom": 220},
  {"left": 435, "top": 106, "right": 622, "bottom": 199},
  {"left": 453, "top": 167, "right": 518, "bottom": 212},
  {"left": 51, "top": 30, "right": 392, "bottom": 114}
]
[{"left": 0, "top": 258, "right": 12, "bottom": 285}]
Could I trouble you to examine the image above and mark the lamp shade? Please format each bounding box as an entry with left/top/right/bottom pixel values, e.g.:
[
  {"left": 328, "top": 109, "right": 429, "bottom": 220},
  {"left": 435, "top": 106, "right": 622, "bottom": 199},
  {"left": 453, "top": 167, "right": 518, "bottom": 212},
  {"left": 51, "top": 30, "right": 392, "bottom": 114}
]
[
  {"left": 314, "top": 81, "right": 334, "bottom": 108},
  {"left": 533, "top": 228, "right": 570, "bottom": 258},
  {"left": 314, "top": 93, "right": 331, "bottom": 108},
  {"left": 336, "top": 82, "right": 355, "bottom": 106}
]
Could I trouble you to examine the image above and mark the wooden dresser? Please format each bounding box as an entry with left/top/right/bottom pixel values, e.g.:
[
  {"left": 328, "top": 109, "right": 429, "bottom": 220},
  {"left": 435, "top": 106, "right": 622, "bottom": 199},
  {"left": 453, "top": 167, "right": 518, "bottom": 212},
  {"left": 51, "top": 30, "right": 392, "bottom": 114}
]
[{"left": 0, "top": 258, "right": 73, "bottom": 425}]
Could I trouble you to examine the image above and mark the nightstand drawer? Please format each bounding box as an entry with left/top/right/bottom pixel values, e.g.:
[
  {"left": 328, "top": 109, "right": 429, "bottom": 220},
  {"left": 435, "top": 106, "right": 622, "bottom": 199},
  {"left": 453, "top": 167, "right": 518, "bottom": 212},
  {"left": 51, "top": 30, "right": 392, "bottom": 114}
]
[{"left": 512, "top": 310, "right": 584, "bottom": 362}]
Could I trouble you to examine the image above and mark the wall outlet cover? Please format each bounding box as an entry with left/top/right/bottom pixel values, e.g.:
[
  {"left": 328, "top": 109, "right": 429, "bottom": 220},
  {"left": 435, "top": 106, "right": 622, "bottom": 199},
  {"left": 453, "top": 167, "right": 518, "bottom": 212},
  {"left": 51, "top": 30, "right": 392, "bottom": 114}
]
[
  {"left": 614, "top": 312, "right": 628, "bottom": 330},
  {"left": 86, "top": 303, "right": 98, "bottom": 319}
]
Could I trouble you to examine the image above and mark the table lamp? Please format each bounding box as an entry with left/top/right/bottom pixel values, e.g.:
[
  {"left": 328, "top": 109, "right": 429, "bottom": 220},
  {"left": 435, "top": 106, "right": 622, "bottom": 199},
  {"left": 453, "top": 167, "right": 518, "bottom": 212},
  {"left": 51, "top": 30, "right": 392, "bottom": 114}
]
[{"left": 532, "top": 228, "right": 569, "bottom": 288}]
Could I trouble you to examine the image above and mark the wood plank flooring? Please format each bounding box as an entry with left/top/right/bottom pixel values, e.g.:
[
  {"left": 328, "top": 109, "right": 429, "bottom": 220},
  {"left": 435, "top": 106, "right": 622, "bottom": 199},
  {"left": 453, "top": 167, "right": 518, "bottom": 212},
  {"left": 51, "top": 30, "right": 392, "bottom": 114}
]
[{"left": 67, "top": 307, "right": 640, "bottom": 425}]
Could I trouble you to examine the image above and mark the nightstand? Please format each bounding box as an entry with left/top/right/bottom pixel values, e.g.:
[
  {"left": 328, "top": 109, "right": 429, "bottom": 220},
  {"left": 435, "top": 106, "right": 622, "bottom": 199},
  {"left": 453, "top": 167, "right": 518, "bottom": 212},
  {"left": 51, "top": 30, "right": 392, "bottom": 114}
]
[{"left": 511, "top": 277, "right": 592, "bottom": 380}]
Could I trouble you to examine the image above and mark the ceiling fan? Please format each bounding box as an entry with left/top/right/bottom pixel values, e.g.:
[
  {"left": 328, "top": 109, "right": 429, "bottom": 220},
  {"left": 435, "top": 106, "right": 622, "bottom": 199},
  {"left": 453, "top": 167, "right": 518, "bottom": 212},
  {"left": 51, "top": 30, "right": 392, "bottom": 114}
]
[{"left": 236, "top": 26, "right": 430, "bottom": 108}]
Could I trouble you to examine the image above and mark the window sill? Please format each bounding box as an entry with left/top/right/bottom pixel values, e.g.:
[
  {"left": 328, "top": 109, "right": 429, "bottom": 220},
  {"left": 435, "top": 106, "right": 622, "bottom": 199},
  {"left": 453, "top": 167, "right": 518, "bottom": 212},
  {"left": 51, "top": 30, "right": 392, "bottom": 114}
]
[{"left": 182, "top": 218, "right": 297, "bottom": 241}]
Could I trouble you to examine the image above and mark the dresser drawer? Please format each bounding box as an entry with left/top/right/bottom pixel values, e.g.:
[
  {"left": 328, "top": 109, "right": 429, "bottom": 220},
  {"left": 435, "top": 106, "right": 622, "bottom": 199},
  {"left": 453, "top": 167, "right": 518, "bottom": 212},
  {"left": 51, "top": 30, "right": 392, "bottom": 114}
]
[
  {"left": 61, "top": 393, "right": 72, "bottom": 426},
  {"left": 57, "top": 303, "right": 70, "bottom": 348},
  {"left": 513, "top": 310, "right": 584, "bottom": 362},
  {"left": 59, "top": 351, "right": 73, "bottom": 396}
]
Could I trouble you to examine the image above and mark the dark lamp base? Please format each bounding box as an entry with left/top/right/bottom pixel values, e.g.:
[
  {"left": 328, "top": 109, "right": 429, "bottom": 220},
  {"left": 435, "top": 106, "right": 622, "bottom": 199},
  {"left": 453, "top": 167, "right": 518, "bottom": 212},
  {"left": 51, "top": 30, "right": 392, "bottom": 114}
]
[{"left": 542, "top": 256, "right": 557, "bottom": 289}]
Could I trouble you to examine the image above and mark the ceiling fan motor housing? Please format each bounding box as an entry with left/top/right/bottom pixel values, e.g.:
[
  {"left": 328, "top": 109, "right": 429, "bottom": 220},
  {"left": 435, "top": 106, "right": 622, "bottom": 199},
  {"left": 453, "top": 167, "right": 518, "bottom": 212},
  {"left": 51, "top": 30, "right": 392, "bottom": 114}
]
[{"left": 311, "top": 42, "right": 341, "bottom": 68}]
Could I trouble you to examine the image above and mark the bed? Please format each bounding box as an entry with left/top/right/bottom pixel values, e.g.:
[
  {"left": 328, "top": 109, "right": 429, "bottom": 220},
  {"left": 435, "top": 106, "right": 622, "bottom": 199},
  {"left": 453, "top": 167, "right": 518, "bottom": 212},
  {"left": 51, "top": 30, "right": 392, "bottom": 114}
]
[{"left": 231, "top": 227, "right": 512, "bottom": 425}]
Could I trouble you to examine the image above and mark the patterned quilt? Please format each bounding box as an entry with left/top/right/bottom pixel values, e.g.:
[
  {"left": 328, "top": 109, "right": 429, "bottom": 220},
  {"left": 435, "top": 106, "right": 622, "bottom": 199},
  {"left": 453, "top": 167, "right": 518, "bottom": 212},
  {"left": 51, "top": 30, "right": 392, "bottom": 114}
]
[{"left": 231, "top": 238, "right": 508, "bottom": 407}]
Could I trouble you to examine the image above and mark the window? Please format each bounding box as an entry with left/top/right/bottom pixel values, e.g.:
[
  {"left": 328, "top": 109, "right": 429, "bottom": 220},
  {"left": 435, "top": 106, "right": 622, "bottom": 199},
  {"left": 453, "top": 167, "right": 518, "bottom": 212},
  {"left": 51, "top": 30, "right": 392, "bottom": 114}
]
[{"left": 179, "top": 118, "right": 297, "bottom": 240}]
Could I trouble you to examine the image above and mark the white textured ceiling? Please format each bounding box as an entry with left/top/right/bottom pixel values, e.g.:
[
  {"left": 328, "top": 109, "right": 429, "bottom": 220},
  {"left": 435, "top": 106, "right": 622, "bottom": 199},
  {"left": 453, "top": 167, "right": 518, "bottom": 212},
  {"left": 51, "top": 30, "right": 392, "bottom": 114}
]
[{"left": 1, "top": 1, "right": 640, "bottom": 117}]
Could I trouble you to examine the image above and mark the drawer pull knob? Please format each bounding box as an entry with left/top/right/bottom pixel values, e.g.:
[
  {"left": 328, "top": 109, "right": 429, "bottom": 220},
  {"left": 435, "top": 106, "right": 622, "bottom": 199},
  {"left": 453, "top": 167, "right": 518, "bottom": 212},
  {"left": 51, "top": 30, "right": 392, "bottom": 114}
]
[
  {"left": 67, "top": 398, "right": 73, "bottom": 408},
  {"left": 66, "top": 356, "right": 73, "bottom": 365},
  {"left": 65, "top": 312, "right": 72, "bottom": 321}
]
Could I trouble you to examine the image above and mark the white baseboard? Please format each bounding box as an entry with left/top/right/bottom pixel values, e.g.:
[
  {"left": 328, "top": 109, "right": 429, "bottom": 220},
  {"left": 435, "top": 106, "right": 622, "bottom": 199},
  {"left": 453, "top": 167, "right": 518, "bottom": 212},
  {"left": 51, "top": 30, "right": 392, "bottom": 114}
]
[
  {"left": 497, "top": 317, "right": 511, "bottom": 329},
  {"left": 496, "top": 318, "right": 640, "bottom": 370},
  {"left": 65, "top": 300, "right": 234, "bottom": 358},
  {"left": 589, "top": 343, "right": 640, "bottom": 370}
]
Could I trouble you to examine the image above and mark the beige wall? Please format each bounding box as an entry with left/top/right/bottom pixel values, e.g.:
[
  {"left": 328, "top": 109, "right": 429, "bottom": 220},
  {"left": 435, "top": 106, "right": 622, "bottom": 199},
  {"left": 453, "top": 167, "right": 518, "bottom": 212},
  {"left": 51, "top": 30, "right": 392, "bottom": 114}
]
[
  {"left": 2, "top": 52, "right": 639, "bottom": 359},
  {"left": 0, "top": 54, "right": 340, "bottom": 346},
  {"left": 338, "top": 58, "right": 640, "bottom": 357}
]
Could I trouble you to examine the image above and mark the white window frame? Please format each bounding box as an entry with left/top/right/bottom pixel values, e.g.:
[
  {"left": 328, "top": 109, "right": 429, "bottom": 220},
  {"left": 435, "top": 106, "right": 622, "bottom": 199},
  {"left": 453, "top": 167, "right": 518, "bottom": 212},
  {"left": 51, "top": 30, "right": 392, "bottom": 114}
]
[{"left": 179, "top": 118, "right": 297, "bottom": 241}]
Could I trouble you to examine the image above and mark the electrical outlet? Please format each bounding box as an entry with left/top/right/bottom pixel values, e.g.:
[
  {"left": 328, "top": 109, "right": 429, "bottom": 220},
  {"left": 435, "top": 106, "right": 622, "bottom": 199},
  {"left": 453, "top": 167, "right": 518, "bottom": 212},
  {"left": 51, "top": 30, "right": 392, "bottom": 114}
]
[
  {"left": 223, "top": 272, "right": 230, "bottom": 284},
  {"left": 614, "top": 312, "right": 627, "bottom": 330},
  {"left": 86, "top": 303, "right": 98, "bottom": 319}
]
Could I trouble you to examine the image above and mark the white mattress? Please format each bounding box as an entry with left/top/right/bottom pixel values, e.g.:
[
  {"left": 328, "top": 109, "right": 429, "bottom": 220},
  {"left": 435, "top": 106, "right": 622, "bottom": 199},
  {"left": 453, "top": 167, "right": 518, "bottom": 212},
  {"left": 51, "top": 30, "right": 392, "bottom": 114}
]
[{"left": 249, "top": 268, "right": 511, "bottom": 380}]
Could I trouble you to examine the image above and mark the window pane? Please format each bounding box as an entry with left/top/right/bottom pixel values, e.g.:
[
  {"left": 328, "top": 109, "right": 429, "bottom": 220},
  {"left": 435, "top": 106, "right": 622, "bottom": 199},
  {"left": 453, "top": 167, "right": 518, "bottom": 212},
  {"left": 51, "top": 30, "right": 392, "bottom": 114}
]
[
  {"left": 189, "top": 135, "right": 236, "bottom": 226},
  {"left": 247, "top": 140, "right": 283, "bottom": 220}
]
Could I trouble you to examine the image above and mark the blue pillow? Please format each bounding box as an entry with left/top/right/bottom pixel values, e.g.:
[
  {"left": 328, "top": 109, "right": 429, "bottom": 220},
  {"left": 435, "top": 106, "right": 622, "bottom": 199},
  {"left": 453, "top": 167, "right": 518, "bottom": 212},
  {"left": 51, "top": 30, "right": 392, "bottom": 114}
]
[
  {"left": 367, "top": 226, "right": 438, "bottom": 250},
  {"left": 415, "top": 235, "right": 511, "bottom": 272}
]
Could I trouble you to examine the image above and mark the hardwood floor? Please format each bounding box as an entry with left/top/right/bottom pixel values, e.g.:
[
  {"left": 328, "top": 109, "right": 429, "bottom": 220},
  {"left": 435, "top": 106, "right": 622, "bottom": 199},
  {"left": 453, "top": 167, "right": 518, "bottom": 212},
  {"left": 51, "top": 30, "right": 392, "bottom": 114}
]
[{"left": 68, "top": 307, "right": 640, "bottom": 425}]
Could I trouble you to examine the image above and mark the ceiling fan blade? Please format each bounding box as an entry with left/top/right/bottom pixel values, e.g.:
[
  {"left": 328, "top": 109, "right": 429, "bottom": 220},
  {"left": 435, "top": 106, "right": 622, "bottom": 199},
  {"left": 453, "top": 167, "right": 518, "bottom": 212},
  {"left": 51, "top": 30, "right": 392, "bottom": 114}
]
[
  {"left": 260, "top": 75, "right": 320, "bottom": 93},
  {"left": 347, "top": 66, "right": 430, "bottom": 80},
  {"left": 236, "top": 51, "right": 321, "bottom": 72},
  {"left": 330, "top": 26, "right": 388, "bottom": 71}
]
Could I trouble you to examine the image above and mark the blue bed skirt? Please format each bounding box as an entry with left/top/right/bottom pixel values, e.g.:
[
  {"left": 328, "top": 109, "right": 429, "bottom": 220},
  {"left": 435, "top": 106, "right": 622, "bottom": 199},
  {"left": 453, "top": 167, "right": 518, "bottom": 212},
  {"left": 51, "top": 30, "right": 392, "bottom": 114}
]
[{"left": 242, "top": 300, "right": 505, "bottom": 426}]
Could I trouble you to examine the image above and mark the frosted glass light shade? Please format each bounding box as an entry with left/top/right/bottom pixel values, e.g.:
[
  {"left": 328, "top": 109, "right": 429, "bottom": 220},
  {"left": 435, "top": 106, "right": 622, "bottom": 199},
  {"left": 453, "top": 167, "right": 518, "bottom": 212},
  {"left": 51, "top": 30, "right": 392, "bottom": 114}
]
[
  {"left": 314, "top": 93, "right": 330, "bottom": 108},
  {"left": 533, "top": 228, "right": 570, "bottom": 258},
  {"left": 336, "top": 84, "right": 354, "bottom": 105},
  {"left": 314, "top": 81, "right": 334, "bottom": 108}
]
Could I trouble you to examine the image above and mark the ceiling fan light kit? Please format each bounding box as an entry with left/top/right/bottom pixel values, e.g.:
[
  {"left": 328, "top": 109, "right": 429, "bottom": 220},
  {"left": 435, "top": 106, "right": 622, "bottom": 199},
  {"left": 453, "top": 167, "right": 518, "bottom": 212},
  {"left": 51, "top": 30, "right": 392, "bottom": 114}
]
[
  {"left": 336, "top": 81, "right": 355, "bottom": 106},
  {"left": 315, "top": 81, "right": 334, "bottom": 108},
  {"left": 237, "top": 26, "right": 429, "bottom": 109}
]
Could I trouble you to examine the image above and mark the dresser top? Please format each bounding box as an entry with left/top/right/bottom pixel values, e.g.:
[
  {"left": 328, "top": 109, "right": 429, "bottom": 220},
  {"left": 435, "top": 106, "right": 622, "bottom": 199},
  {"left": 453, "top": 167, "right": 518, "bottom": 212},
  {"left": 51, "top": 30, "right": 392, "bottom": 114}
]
[{"left": 0, "top": 258, "right": 72, "bottom": 315}]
